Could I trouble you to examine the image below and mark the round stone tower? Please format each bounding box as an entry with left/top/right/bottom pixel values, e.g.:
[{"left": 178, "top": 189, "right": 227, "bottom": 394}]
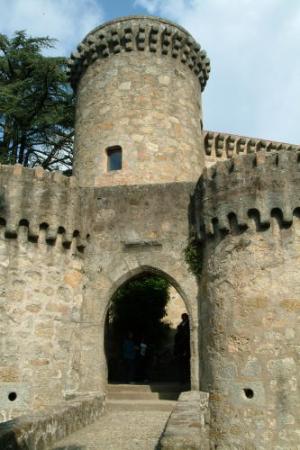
[
  {"left": 196, "top": 150, "right": 300, "bottom": 448},
  {"left": 68, "top": 16, "right": 210, "bottom": 187}
]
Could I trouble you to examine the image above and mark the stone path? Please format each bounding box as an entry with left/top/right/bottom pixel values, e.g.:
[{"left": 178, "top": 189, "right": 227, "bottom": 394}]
[{"left": 51, "top": 384, "right": 180, "bottom": 450}]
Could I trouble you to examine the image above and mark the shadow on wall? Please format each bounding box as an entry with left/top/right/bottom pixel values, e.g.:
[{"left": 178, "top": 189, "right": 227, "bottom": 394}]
[
  {"left": 0, "top": 421, "right": 26, "bottom": 450},
  {"left": 0, "top": 428, "right": 84, "bottom": 450}
]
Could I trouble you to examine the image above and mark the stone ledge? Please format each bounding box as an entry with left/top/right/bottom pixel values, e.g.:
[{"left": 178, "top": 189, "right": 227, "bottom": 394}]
[
  {"left": 0, "top": 394, "right": 105, "bottom": 450},
  {"left": 159, "top": 390, "right": 210, "bottom": 450},
  {"left": 123, "top": 239, "right": 162, "bottom": 249}
]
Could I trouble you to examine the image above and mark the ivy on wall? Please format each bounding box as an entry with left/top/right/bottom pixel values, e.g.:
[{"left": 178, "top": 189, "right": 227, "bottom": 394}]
[{"left": 184, "top": 236, "right": 203, "bottom": 277}]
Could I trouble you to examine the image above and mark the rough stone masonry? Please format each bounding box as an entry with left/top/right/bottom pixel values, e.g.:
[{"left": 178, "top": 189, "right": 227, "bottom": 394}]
[{"left": 0, "top": 15, "right": 299, "bottom": 449}]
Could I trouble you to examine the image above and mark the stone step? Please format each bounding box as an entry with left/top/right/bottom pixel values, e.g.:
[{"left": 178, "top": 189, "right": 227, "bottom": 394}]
[
  {"left": 107, "top": 390, "right": 179, "bottom": 401},
  {"left": 108, "top": 391, "right": 160, "bottom": 400},
  {"left": 106, "top": 383, "right": 183, "bottom": 393},
  {"left": 106, "top": 399, "right": 176, "bottom": 412}
]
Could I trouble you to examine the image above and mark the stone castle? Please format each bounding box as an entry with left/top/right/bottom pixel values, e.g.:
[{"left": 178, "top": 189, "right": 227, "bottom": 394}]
[{"left": 0, "top": 15, "right": 299, "bottom": 449}]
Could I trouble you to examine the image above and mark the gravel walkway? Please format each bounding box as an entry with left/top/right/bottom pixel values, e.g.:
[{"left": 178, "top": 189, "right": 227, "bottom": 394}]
[{"left": 51, "top": 408, "right": 172, "bottom": 450}]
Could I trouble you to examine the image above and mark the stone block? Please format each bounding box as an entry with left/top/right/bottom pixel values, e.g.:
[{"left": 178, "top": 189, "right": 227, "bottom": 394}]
[
  {"left": 0, "top": 394, "right": 105, "bottom": 450},
  {"left": 159, "top": 391, "right": 210, "bottom": 450}
]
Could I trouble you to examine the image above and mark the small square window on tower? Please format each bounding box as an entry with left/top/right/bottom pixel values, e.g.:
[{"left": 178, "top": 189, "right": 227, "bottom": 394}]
[{"left": 106, "top": 146, "right": 122, "bottom": 171}]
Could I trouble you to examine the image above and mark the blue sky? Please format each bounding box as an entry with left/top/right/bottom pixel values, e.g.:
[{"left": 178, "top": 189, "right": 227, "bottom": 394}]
[{"left": 0, "top": 0, "right": 299, "bottom": 145}]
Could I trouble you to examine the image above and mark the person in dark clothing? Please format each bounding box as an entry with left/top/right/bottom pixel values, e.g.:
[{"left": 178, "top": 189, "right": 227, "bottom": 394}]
[
  {"left": 174, "top": 313, "right": 190, "bottom": 384},
  {"left": 122, "top": 331, "right": 137, "bottom": 383},
  {"left": 137, "top": 336, "right": 149, "bottom": 382}
]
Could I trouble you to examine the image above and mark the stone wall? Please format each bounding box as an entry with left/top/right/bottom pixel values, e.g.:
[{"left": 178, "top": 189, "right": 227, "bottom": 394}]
[
  {"left": 0, "top": 166, "right": 89, "bottom": 422},
  {"left": 195, "top": 150, "right": 300, "bottom": 448},
  {"left": 0, "top": 226, "right": 87, "bottom": 422},
  {"left": 72, "top": 16, "right": 209, "bottom": 187},
  {"left": 0, "top": 165, "right": 200, "bottom": 421},
  {"left": 77, "top": 182, "right": 200, "bottom": 393}
]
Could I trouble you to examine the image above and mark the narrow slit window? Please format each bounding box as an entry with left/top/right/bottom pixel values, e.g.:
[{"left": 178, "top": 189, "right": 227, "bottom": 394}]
[{"left": 107, "top": 146, "right": 122, "bottom": 171}]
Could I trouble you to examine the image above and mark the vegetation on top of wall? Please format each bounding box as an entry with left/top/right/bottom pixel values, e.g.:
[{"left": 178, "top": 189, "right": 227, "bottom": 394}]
[{"left": 184, "top": 236, "right": 203, "bottom": 277}]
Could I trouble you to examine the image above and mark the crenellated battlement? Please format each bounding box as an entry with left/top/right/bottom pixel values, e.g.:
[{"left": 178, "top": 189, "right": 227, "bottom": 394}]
[
  {"left": 0, "top": 218, "right": 86, "bottom": 252},
  {"left": 0, "top": 164, "right": 89, "bottom": 250},
  {"left": 195, "top": 150, "right": 300, "bottom": 240},
  {"left": 68, "top": 16, "right": 210, "bottom": 91},
  {"left": 204, "top": 130, "right": 300, "bottom": 166}
]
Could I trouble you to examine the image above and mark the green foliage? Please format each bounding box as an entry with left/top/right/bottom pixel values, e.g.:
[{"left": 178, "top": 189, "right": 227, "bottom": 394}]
[
  {"left": 109, "top": 275, "right": 170, "bottom": 347},
  {"left": 184, "top": 237, "right": 203, "bottom": 276},
  {"left": 0, "top": 31, "right": 74, "bottom": 170}
]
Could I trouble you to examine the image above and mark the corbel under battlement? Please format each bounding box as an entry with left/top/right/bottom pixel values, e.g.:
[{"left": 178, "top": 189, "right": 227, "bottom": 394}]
[
  {"left": 204, "top": 130, "right": 300, "bottom": 166},
  {"left": 0, "top": 165, "right": 89, "bottom": 250},
  {"left": 195, "top": 150, "right": 300, "bottom": 241},
  {"left": 68, "top": 16, "right": 210, "bottom": 91}
]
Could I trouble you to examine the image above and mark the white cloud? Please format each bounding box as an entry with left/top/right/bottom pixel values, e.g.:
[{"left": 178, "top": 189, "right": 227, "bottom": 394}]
[
  {"left": 0, "top": 0, "right": 104, "bottom": 56},
  {"left": 135, "top": 0, "right": 300, "bottom": 144}
]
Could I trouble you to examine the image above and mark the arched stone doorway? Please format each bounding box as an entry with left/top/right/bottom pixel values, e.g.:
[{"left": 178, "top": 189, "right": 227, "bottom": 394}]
[
  {"left": 104, "top": 270, "right": 190, "bottom": 386},
  {"left": 78, "top": 261, "right": 199, "bottom": 395}
]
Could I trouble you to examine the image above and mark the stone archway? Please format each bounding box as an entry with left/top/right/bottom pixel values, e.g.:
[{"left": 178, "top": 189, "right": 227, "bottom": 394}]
[
  {"left": 78, "top": 251, "right": 199, "bottom": 395},
  {"left": 103, "top": 265, "right": 193, "bottom": 322},
  {"left": 93, "top": 263, "right": 199, "bottom": 390},
  {"left": 104, "top": 267, "right": 190, "bottom": 385}
]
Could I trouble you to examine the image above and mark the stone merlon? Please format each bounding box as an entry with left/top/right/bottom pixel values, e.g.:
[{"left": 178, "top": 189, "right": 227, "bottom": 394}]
[{"left": 67, "top": 16, "right": 210, "bottom": 92}]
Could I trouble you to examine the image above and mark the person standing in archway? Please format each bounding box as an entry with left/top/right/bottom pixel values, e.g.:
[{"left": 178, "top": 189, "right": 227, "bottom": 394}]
[
  {"left": 137, "top": 335, "right": 149, "bottom": 383},
  {"left": 174, "top": 313, "right": 190, "bottom": 385},
  {"left": 122, "top": 331, "right": 137, "bottom": 383}
]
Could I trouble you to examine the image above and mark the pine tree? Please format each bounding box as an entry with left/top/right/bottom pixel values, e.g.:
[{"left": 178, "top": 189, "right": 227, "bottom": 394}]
[{"left": 0, "top": 31, "right": 74, "bottom": 171}]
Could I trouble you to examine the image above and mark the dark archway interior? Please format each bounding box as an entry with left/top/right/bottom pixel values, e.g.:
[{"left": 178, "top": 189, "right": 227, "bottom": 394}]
[{"left": 104, "top": 272, "right": 190, "bottom": 385}]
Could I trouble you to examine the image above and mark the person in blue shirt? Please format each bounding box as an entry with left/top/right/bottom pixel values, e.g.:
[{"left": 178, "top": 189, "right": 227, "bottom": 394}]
[{"left": 122, "top": 331, "right": 137, "bottom": 383}]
